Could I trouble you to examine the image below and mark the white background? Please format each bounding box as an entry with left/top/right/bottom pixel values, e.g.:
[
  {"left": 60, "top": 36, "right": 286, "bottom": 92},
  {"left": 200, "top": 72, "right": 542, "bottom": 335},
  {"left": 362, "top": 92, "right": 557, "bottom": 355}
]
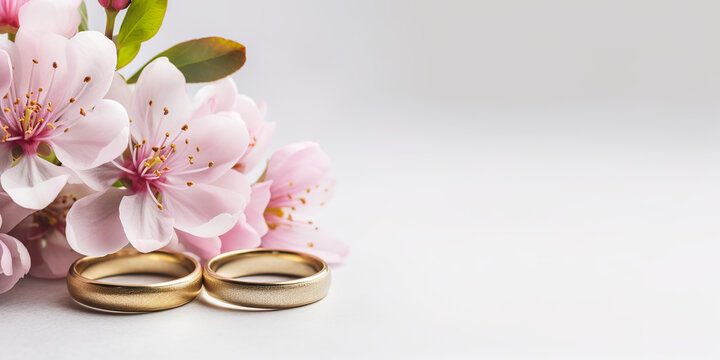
[{"left": 2, "top": 0, "right": 720, "bottom": 358}]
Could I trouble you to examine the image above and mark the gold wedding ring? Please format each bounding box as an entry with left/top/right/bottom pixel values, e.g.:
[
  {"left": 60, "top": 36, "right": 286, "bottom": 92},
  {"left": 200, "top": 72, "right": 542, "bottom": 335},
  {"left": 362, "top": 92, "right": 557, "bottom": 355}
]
[
  {"left": 67, "top": 249, "right": 202, "bottom": 312},
  {"left": 203, "top": 249, "right": 331, "bottom": 309}
]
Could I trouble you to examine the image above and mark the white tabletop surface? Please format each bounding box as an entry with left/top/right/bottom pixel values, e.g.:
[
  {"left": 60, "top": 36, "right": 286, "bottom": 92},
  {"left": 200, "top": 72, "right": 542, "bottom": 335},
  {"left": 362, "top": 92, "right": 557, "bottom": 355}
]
[{"left": 2, "top": 0, "right": 720, "bottom": 359}]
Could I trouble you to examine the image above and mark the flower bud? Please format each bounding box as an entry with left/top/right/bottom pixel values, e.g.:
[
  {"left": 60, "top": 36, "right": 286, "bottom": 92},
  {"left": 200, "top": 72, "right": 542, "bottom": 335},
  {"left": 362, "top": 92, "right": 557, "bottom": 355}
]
[{"left": 98, "top": 0, "right": 130, "bottom": 11}]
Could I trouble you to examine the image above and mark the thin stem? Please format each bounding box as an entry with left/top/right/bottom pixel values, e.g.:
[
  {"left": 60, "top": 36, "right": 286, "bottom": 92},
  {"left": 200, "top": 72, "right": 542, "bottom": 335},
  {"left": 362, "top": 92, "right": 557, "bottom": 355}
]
[{"left": 104, "top": 8, "right": 119, "bottom": 40}]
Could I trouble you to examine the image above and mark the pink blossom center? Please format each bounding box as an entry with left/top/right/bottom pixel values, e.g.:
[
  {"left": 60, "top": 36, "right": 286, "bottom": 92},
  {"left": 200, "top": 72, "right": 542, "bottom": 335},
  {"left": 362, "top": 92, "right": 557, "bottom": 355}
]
[
  {"left": 111, "top": 101, "right": 215, "bottom": 210},
  {"left": 0, "top": 58, "right": 92, "bottom": 155}
]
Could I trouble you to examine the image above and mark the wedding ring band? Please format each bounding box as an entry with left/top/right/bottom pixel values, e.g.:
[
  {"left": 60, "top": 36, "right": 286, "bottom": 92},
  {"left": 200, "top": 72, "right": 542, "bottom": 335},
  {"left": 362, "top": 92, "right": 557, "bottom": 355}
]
[
  {"left": 203, "top": 249, "right": 331, "bottom": 309},
  {"left": 67, "top": 249, "right": 202, "bottom": 312}
]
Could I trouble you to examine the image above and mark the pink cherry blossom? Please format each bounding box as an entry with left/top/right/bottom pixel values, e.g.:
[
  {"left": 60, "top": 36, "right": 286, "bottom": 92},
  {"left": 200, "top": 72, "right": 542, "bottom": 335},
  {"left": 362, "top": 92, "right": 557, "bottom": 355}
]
[
  {"left": 66, "top": 58, "right": 251, "bottom": 256},
  {"left": 0, "top": 0, "right": 128, "bottom": 209},
  {"left": 214, "top": 142, "right": 346, "bottom": 263},
  {"left": 9, "top": 183, "right": 89, "bottom": 278},
  {"left": 193, "top": 78, "right": 275, "bottom": 174}
]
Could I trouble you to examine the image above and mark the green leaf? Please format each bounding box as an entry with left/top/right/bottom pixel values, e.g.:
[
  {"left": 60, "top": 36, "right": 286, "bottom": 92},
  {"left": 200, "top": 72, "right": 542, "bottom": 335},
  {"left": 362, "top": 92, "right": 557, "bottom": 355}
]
[
  {"left": 117, "top": 0, "right": 167, "bottom": 47},
  {"left": 127, "top": 37, "right": 246, "bottom": 83},
  {"left": 117, "top": 42, "right": 141, "bottom": 70},
  {"left": 78, "top": 1, "right": 88, "bottom": 32}
]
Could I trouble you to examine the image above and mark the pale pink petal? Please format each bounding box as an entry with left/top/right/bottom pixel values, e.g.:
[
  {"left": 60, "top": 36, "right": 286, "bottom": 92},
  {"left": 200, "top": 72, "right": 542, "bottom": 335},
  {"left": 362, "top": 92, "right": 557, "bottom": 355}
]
[
  {"left": 236, "top": 120, "right": 275, "bottom": 174},
  {"left": 13, "top": 31, "right": 71, "bottom": 108},
  {"left": 0, "top": 191, "right": 34, "bottom": 232},
  {"left": 1, "top": 155, "right": 70, "bottom": 209},
  {"left": 168, "top": 111, "right": 248, "bottom": 184},
  {"left": 51, "top": 99, "right": 129, "bottom": 170},
  {"left": 246, "top": 181, "right": 272, "bottom": 237},
  {"left": 219, "top": 217, "right": 261, "bottom": 253},
  {"left": 26, "top": 230, "right": 80, "bottom": 278},
  {"left": 262, "top": 225, "right": 348, "bottom": 264},
  {"left": 119, "top": 192, "right": 174, "bottom": 252},
  {"left": 0, "top": 49, "right": 12, "bottom": 95},
  {"left": 175, "top": 230, "right": 221, "bottom": 261},
  {"left": 162, "top": 180, "right": 247, "bottom": 238},
  {"left": 18, "top": 0, "right": 80, "bottom": 38},
  {"left": 72, "top": 161, "right": 123, "bottom": 191},
  {"left": 0, "top": 233, "right": 30, "bottom": 293},
  {"left": 105, "top": 72, "right": 132, "bottom": 109},
  {"left": 61, "top": 31, "right": 118, "bottom": 117},
  {"left": 266, "top": 142, "right": 331, "bottom": 201},
  {"left": 193, "top": 77, "right": 237, "bottom": 117},
  {"left": 130, "top": 57, "right": 191, "bottom": 142},
  {"left": 66, "top": 187, "right": 128, "bottom": 256}
]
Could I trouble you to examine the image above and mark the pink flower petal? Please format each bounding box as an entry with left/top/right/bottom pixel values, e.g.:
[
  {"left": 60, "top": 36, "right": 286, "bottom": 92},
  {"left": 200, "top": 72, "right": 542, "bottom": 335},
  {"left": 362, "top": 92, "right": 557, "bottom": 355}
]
[
  {"left": 193, "top": 77, "right": 237, "bottom": 117},
  {"left": 246, "top": 181, "right": 272, "bottom": 237},
  {"left": 13, "top": 31, "right": 71, "bottom": 108},
  {"left": 18, "top": 0, "right": 80, "bottom": 38},
  {"left": 1, "top": 155, "right": 70, "bottom": 209},
  {"left": 0, "top": 49, "right": 12, "bottom": 96},
  {"left": 130, "top": 57, "right": 191, "bottom": 143},
  {"left": 105, "top": 72, "right": 132, "bottom": 109},
  {"left": 0, "top": 233, "right": 30, "bottom": 293},
  {"left": 236, "top": 119, "right": 275, "bottom": 174},
  {"left": 66, "top": 187, "right": 128, "bottom": 256},
  {"left": 52, "top": 99, "right": 129, "bottom": 170},
  {"left": 0, "top": 191, "right": 34, "bottom": 232},
  {"left": 27, "top": 230, "right": 80, "bottom": 278},
  {"left": 119, "top": 192, "right": 174, "bottom": 253},
  {"left": 262, "top": 225, "right": 348, "bottom": 264},
  {"left": 72, "top": 161, "right": 124, "bottom": 191},
  {"left": 162, "top": 179, "right": 246, "bottom": 238},
  {"left": 170, "top": 111, "right": 249, "bottom": 184},
  {"left": 266, "top": 142, "right": 331, "bottom": 199},
  {"left": 219, "top": 217, "right": 262, "bottom": 253},
  {"left": 175, "top": 229, "right": 221, "bottom": 261},
  {"left": 61, "top": 31, "right": 118, "bottom": 117}
]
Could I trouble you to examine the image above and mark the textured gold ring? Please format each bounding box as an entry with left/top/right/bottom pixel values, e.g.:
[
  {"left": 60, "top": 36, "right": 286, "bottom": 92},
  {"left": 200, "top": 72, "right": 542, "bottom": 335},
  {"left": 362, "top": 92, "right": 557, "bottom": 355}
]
[
  {"left": 67, "top": 249, "right": 202, "bottom": 312},
  {"left": 204, "top": 249, "right": 331, "bottom": 309}
]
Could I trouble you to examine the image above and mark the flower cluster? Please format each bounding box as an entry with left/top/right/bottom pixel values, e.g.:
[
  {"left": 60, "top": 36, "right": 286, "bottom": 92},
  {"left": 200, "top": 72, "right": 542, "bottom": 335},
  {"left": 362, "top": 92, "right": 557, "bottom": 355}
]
[{"left": 0, "top": 0, "right": 347, "bottom": 294}]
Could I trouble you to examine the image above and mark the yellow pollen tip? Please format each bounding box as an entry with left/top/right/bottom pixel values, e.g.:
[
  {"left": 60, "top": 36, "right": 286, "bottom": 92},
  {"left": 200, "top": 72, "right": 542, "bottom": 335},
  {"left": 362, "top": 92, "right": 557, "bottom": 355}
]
[
  {"left": 32, "top": 59, "right": 38, "bottom": 64},
  {"left": 83, "top": 76, "right": 91, "bottom": 83},
  {"left": 186, "top": 181, "right": 194, "bottom": 186},
  {"left": 208, "top": 161, "right": 214, "bottom": 168},
  {"left": 265, "top": 207, "right": 284, "bottom": 217},
  {"left": 181, "top": 124, "right": 189, "bottom": 131},
  {"left": 163, "top": 108, "right": 168, "bottom": 115},
  {"left": 157, "top": 204, "right": 163, "bottom": 210},
  {"left": 79, "top": 108, "right": 86, "bottom": 116},
  {"left": 52, "top": 62, "right": 58, "bottom": 68}
]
